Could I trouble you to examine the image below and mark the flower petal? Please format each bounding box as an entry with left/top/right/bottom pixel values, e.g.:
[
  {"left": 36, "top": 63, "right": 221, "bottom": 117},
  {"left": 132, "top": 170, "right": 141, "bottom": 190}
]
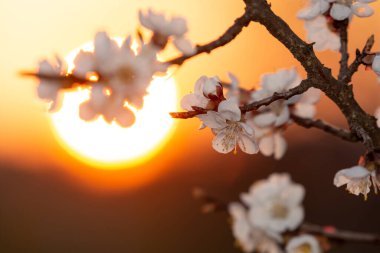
[
  {"left": 198, "top": 111, "right": 227, "bottom": 129},
  {"left": 212, "top": 130, "right": 235, "bottom": 154},
  {"left": 330, "top": 3, "right": 352, "bottom": 20},
  {"left": 352, "top": 2, "right": 374, "bottom": 17},
  {"left": 253, "top": 112, "right": 277, "bottom": 128},
  {"left": 218, "top": 97, "right": 241, "bottom": 122},
  {"left": 274, "top": 133, "right": 287, "bottom": 159},
  {"left": 238, "top": 134, "right": 259, "bottom": 154},
  {"left": 173, "top": 37, "right": 196, "bottom": 56}
]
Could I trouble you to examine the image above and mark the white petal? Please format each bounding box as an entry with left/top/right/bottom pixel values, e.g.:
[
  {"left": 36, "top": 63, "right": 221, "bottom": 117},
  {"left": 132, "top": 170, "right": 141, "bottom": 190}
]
[
  {"left": 238, "top": 134, "right": 259, "bottom": 154},
  {"left": 79, "top": 101, "right": 98, "bottom": 121},
  {"left": 197, "top": 111, "right": 227, "bottom": 129},
  {"left": 212, "top": 130, "right": 235, "bottom": 154},
  {"left": 372, "top": 55, "right": 380, "bottom": 76},
  {"left": 259, "top": 135, "right": 274, "bottom": 157},
  {"left": 73, "top": 50, "right": 95, "bottom": 78},
  {"left": 330, "top": 3, "right": 352, "bottom": 20},
  {"left": 241, "top": 122, "right": 254, "bottom": 136},
  {"left": 334, "top": 166, "right": 370, "bottom": 187},
  {"left": 173, "top": 37, "right": 196, "bottom": 56},
  {"left": 297, "top": 0, "right": 330, "bottom": 20},
  {"left": 180, "top": 94, "right": 200, "bottom": 111},
  {"left": 274, "top": 133, "right": 287, "bottom": 159},
  {"left": 274, "top": 106, "right": 290, "bottom": 127},
  {"left": 293, "top": 104, "right": 316, "bottom": 119},
  {"left": 352, "top": 2, "right": 374, "bottom": 17},
  {"left": 202, "top": 76, "right": 221, "bottom": 97},
  {"left": 115, "top": 108, "right": 136, "bottom": 127},
  {"left": 253, "top": 112, "right": 277, "bottom": 127},
  {"left": 218, "top": 97, "right": 241, "bottom": 122}
]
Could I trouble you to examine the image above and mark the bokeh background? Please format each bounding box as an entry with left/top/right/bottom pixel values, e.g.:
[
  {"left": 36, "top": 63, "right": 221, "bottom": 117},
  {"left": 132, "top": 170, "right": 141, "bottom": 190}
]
[{"left": 1, "top": 0, "right": 380, "bottom": 252}]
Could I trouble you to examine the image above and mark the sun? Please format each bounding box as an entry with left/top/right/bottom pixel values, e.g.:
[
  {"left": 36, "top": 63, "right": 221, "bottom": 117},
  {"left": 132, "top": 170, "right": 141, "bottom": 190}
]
[{"left": 49, "top": 38, "right": 177, "bottom": 169}]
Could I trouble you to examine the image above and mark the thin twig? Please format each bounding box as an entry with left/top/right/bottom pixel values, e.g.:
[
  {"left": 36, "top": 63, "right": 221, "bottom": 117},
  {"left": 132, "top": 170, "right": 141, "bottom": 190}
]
[
  {"left": 165, "top": 10, "right": 252, "bottom": 66},
  {"left": 194, "top": 187, "right": 380, "bottom": 244},
  {"left": 20, "top": 71, "right": 89, "bottom": 85},
  {"left": 301, "top": 223, "right": 380, "bottom": 244},
  {"left": 291, "top": 114, "right": 361, "bottom": 142},
  {"left": 343, "top": 35, "right": 375, "bottom": 83},
  {"left": 170, "top": 79, "right": 312, "bottom": 119}
]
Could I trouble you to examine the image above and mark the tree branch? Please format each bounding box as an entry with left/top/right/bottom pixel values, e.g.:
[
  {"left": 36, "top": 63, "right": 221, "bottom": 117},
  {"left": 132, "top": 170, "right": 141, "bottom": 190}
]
[
  {"left": 193, "top": 187, "right": 380, "bottom": 244},
  {"left": 170, "top": 79, "right": 313, "bottom": 119},
  {"left": 165, "top": 9, "right": 252, "bottom": 66},
  {"left": 337, "top": 19, "right": 349, "bottom": 81},
  {"left": 290, "top": 114, "right": 361, "bottom": 142},
  {"left": 342, "top": 35, "right": 375, "bottom": 83},
  {"left": 300, "top": 223, "right": 380, "bottom": 244},
  {"left": 20, "top": 71, "right": 89, "bottom": 87},
  {"left": 245, "top": 0, "right": 380, "bottom": 151}
]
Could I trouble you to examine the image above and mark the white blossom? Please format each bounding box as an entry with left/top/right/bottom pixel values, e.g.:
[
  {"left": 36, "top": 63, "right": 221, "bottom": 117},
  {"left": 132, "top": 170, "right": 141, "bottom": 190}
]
[
  {"left": 329, "top": 0, "right": 375, "bottom": 20},
  {"left": 79, "top": 85, "right": 135, "bottom": 127},
  {"left": 139, "top": 9, "right": 188, "bottom": 37},
  {"left": 334, "top": 165, "right": 380, "bottom": 198},
  {"left": 228, "top": 202, "right": 283, "bottom": 253},
  {"left": 298, "top": 0, "right": 375, "bottom": 21},
  {"left": 180, "top": 76, "right": 223, "bottom": 111},
  {"left": 251, "top": 125, "right": 287, "bottom": 160},
  {"left": 286, "top": 234, "right": 321, "bottom": 253},
  {"left": 297, "top": 0, "right": 330, "bottom": 20},
  {"left": 198, "top": 97, "right": 259, "bottom": 154},
  {"left": 304, "top": 16, "right": 340, "bottom": 51},
  {"left": 72, "top": 32, "right": 163, "bottom": 127},
  {"left": 251, "top": 68, "right": 301, "bottom": 128},
  {"left": 37, "top": 57, "right": 67, "bottom": 112},
  {"left": 241, "top": 173, "right": 305, "bottom": 234},
  {"left": 138, "top": 9, "right": 195, "bottom": 55},
  {"left": 292, "top": 88, "right": 321, "bottom": 119}
]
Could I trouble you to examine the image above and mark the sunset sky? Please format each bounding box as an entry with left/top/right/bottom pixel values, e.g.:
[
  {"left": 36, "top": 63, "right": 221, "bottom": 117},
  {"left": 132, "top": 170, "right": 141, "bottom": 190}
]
[{"left": 1, "top": 1, "right": 380, "bottom": 252}]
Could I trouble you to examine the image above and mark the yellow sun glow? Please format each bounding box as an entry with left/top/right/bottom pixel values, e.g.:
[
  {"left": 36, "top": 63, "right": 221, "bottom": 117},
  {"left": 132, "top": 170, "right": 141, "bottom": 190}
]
[{"left": 49, "top": 38, "right": 177, "bottom": 169}]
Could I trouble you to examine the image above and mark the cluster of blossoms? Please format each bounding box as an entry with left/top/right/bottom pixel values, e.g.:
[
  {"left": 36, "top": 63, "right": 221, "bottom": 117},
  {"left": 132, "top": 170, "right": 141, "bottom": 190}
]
[
  {"left": 181, "top": 68, "right": 320, "bottom": 159},
  {"left": 36, "top": 9, "right": 195, "bottom": 127},
  {"left": 228, "top": 173, "right": 322, "bottom": 253},
  {"left": 297, "top": 0, "right": 376, "bottom": 51}
]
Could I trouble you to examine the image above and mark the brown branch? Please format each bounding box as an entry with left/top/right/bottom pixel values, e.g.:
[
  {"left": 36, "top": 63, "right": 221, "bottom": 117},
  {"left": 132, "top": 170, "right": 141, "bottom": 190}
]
[
  {"left": 20, "top": 71, "right": 89, "bottom": 86},
  {"left": 300, "top": 223, "right": 380, "bottom": 244},
  {"left": 291, "top": 114, "right": 361, "bottom": 142},
  {"left": 342, "top": 35, "right": 375, "bottom": 83},
  {"left": 194, "top": 188, "right": 380, "bottom": 244},
  {"left": 245, "top": 0, "right": 380, "bottom": 151},
  {"left": 336, "top": 19, "right": 349, "bottom": 81},
  {"left": 240, "top": 79, "right": 312, "bottom": 112},
  {"left": 170, "top": 79, "right": 312, "bottom": 119},
  {"left": 165, "top": 10, "right": 252, "bottom": 66}
]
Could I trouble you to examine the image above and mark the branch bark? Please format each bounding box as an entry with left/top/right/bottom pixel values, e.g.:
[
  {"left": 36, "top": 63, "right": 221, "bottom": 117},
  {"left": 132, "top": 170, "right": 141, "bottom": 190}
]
[
  {"left": 300, "top": 223, "right": 380, "bottom": 244},
  {"left": 291, "top": 114, "right": 361, "bottom": 142},
  {"left": 342, "top": 34, "right": 375, "bottom": 83},
  {"left": 245, "top": 0, "right": 380, "bottom": 151},
  {"left": 165, "top": 9, "right": 252, "bottom": 66},
  {"left": 337, "top": 19, "right": 349, "bottom": 81}
]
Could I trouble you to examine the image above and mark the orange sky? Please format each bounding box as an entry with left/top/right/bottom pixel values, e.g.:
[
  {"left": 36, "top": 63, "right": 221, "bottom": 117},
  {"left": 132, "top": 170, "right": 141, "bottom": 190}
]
[{"left": 1, "top": 0, "right": 380, "bottom": 190}]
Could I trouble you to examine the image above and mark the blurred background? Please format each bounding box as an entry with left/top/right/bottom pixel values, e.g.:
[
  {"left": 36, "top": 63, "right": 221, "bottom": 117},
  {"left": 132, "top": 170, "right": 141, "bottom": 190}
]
[{"left": 1, "top": 0, "right": 380, "bottom": 252}]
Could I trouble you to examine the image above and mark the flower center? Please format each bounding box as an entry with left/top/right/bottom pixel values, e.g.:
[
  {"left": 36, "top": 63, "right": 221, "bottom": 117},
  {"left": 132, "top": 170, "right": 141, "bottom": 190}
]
[
  {"left": 271, "top": 203, "right": 288, "bottom": 219},
  {"left": 115, "top": 66, "right": 136, "bottom": 84},
  {"left": 294, "top": 244, "right": 312, "bottom": 253},
  {"left": 222, "top": 122, "right": 243, "bottom": 152}
]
